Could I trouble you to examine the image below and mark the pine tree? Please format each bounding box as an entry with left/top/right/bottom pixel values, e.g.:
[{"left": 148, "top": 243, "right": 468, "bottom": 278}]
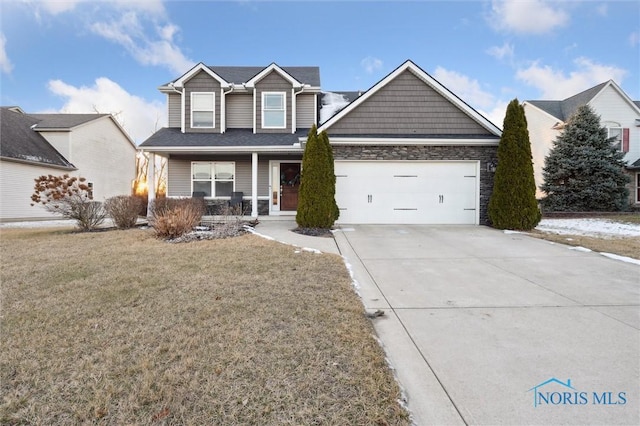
[
  {"left": 296, "top": 125, "right": 339, "bottom": 229},
  {"left": 540, "top": 105, "right": 629, "bottom": 211},
  {"left": 488, "top": 99, "right": 541, "bottom": 230}
]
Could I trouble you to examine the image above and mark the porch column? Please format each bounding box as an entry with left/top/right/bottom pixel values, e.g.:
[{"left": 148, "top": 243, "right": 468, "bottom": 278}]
[
  {"left": 251, "top": 152, "right": 258, "bottom": 218},
  {"left": 146, "top": 152, "right": 156, "bottom": 220}
]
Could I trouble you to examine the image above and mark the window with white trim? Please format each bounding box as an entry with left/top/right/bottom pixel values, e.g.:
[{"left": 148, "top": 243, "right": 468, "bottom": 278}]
[
  {"left": 191, "top": 162, "right": 234, "bottom": 197},
  {"left": 607, "top": 127, "right": 623, "bottom": 151},
  {"left": 262, "top": 92, "right": 286, "bottom": 128},
  {"left": 191, "top": 92, "right": 215, "bottom": 128}
]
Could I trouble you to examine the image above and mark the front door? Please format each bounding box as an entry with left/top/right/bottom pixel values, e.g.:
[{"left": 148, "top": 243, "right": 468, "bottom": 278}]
[{"left": 270, "top": 161, "right": 302, "bottom": 214}]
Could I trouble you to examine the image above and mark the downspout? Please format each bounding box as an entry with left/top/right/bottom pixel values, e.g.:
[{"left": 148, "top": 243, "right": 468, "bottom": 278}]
[
  {"left": 222, "top": 84, "right": 235, "bottom": 133},
  {"left": 167, "top": 82, "right": 184, "bottom": 133},
  {"left": 292, "top": 84, "right": 308, "bottom": 134}
]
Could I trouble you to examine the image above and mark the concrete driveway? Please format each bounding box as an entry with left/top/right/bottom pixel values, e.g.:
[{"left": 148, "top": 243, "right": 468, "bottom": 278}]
[{"left": 333, "top": 225, "right": 639, "bottom": 426}]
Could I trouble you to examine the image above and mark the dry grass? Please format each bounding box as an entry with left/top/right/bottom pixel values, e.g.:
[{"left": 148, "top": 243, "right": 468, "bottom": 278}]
[
  {"left": 0, "top": 228, "right": 409, "bottom": 425},
  {"left": 531, "top": 214, "right": 640, "bottom": 260},
  {"left": 529, "top": 231, "right": 640, "bottom": 260}
]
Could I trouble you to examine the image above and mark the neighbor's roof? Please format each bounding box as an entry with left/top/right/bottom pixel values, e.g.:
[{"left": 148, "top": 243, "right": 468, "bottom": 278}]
[
  {"left": 139, "top": 128, "right": 309, "bottom": 148},
  {"left": 28, "top": 113, "right": 108, "bottom": 130},
  {"left": 526, "top": 81, "right": 640, "bottom": 121},
  {"left": 0, "top": 107, "right": 75, "bottom": 168}
]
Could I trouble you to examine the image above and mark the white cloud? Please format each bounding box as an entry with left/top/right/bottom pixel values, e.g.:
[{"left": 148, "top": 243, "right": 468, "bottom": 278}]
[
  {"left": 27, "top": 0, "right": 192, "bottom": 74},
  {"left": 90, "top": 11, "right": 194, "bottom": 75},
  {"left": 516, "top": 57, "right": 627, "bottom": 98},
  {"left": 488, "top": 0, "right": 569, "bottom": 34},
  {"left": 486, "top": 42, "right": 514, "bottom": 61},
  {"left": 433, "top": 67, "right": 496, "bottom": 110},
  {"left": 629, "top": 31, "right": 639, "bottom": 48},
  {"left": 0, "top": 33, "right": 13, "bottom": 74},
  {"left": 47, "top": 77, "right": 166, "bottom": 143},
  {"left": 432, "top": 67, "right": 507, "bottom": 128},
  {"left": 361, "top": 56, "right": 383, "bottom": 74}
]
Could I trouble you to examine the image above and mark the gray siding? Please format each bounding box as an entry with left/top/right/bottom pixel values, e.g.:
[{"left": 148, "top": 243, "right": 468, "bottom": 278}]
[
  {"left": 296, "top": 93, "right": 316, "bottom": 129},
  {"left": 167, "top": 155, "right": 272, "bottom": 197},
  {"left": 256, "top": 72, "right": 292, "bottom": 134},
  {"left": 167, "top": 157, "right": 191, "bottom": 196},
  {"left": 326, "top": 70, "right": 492, "bottom": 136},
  {"left": 226, "top": 94, "right": 253, "bottom": 129},
  {"left": 184, "top": 71, "right": 221, "bottom": 133},
  {"left": 167, "top": 93, "right": 181, "bottom": 128}
]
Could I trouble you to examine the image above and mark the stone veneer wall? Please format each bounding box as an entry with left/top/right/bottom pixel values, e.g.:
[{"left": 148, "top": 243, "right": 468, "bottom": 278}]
[
  {"left": 203, "top": 199, "right": 269, "bottom": 216},
  {"left": 332, "top": 145, "right": 498, "bottom": 225}
]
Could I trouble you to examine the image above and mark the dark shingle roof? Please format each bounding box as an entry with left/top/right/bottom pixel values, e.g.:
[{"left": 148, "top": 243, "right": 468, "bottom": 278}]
[
  {"left": 526, "top": 81, "right": 610, "bottom": 121},
  {"left": 0, "top": 107, "right": 75, "bottom": 168},
  {"left": 206, "top": 66, "right": 320, "bottom": 86},
  {"left": 28, "top": 113, "right": 107, "bottom": 129},
  {"left": 140, "top": 128, "right": 308, "bottom": 148}
]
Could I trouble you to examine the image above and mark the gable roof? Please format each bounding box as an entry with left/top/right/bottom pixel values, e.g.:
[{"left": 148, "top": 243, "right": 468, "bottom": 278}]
[
  {"left": 167, "top": 63, "right": 321, "bottom": 88},
  {"left": 318, "top": 60, "right": 502, "bottom": 136},
  {"left": 28, "top": 113, "right": 110, "bottom": 130},
  {"left": 0, "top": 107, "right": 75, "bottom": 169},
  {"left": 525, "top": 80, "right": 640, "bottom": 122}
]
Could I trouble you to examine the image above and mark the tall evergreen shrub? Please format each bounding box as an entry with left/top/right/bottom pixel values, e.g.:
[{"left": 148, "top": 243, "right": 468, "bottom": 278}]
[
  {"left": 488, "top": 99, "right": 541, "bottom": 230},
  {"left": 540, "top": 105, "right": 629, "bottom": 211},
  {"left": 296, "top": 125, "right": 339, "bottom": 229}
]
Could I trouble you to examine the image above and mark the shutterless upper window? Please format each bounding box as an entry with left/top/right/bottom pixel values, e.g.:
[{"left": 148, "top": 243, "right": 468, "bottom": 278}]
[
  {"left": 262, "top": 92, "right": 286, "bottom": 129},
  {"left": 191, "top": 92, "right": 215, "bottom": 128}
]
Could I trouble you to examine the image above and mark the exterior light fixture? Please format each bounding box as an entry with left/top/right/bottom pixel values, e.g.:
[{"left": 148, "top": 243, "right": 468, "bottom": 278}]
[{"left": 487, "top": 161, "right": 497, "bottom": 173}]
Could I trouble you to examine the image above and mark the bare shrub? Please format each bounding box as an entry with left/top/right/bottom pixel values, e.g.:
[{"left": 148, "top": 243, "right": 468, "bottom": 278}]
[
  {"left": 151, "top": 198, "right": 205, "bottom": 239},
  {"left": 31, "top": 174, "right": 105, "bottom": 231},
  {"left": 104, "top": 195, "right": 144, "bottom": 229}
]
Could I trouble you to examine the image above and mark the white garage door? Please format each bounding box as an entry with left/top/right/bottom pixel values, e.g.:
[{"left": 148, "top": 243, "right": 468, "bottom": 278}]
[{"left": 335, "top": 161, "right": 478, "bottom": 224}]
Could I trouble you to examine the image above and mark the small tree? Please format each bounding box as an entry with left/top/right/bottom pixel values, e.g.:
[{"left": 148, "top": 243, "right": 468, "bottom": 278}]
[
  {"left": 488, "top": 99, "right": 541, "bottom": 230},
  {"left": 31, "top": 174, "right": 106, "bottom": 231},
  {"left": 296, "top": 125, "right": 339, "bottom": 229},
  {"left": 540, "top": 105, "right": 629, "bottom": 211}
]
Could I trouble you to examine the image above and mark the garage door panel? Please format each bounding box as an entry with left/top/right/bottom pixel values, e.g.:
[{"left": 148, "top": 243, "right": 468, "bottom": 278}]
[{"left": 335, "top": 161, "right": 478, "bottom": 225}]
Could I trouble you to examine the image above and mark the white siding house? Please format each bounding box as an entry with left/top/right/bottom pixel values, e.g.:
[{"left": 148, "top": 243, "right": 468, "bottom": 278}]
[
  {"left": 0, "top": 107, "right": 137, "bottom": 221},
  {"left": 523, "top": 80, "right": 640, "bottom": 206}
]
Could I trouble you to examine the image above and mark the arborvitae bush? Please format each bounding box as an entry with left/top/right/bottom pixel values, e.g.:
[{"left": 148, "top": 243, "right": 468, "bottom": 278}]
[
  {"left": 488, "top": 99, "right": 541, "bottom": 230},
  {"left": 540, "top": 105, "right": 629, "bottom": 212},
  {"left": 104, "top": 195, "right": 144, "bottom": 229},
  {"left": 296, "top": 126, "right": 339, "bottom": 229},
  {"left": 31, "top": 173, "right": 106, "bottom": 231}
]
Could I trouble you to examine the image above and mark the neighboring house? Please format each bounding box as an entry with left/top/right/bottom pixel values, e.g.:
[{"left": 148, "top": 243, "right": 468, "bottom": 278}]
[
  {"left": 523, "top": 80, "right": 640, "bottom": 206},
  {"left": 0, "top": 106, "right": 137, "bottom": 221},
  {"left": 139, "top": 60, "right": 502, "bottom": 225}
]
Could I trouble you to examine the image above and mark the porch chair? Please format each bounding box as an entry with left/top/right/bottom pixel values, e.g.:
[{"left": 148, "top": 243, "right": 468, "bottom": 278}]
[{"left": 228, "top": 191, "right": 244, "bottom": 213}]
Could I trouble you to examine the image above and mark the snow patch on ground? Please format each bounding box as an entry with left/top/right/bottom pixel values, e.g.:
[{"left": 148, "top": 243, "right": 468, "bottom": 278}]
[
  {"left": 599, "top": 252, "right": 640, "bottom": 266},
  {"left": 535, "top": 218, "right": 640, "bottom": 237}
]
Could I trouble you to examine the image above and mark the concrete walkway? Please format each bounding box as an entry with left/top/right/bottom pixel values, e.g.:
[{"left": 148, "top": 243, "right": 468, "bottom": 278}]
[{"left": 254, "top": 221, "right": 639, "bottom": 425}]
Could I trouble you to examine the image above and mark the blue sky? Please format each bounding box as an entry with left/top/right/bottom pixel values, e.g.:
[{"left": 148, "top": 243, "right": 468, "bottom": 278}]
[{"left": 1, "top": 0, "right": 638, "bottom": 143}]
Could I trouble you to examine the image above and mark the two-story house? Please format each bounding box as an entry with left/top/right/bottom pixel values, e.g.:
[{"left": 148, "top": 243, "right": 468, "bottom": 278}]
[
  {"left": 139, "top": 60, "right": 502, "bottom": 225},
  {"left": 0, "top": 106, "right": 137, "bottom": 221},
  {"left": 523, "top": 80, "right": 640, "bottom": 207}
]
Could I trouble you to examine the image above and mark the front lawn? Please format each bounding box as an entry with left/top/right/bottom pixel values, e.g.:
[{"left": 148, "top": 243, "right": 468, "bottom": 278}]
[{"left": 0, "top": 228, "right": 409, "bottom": 425}]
